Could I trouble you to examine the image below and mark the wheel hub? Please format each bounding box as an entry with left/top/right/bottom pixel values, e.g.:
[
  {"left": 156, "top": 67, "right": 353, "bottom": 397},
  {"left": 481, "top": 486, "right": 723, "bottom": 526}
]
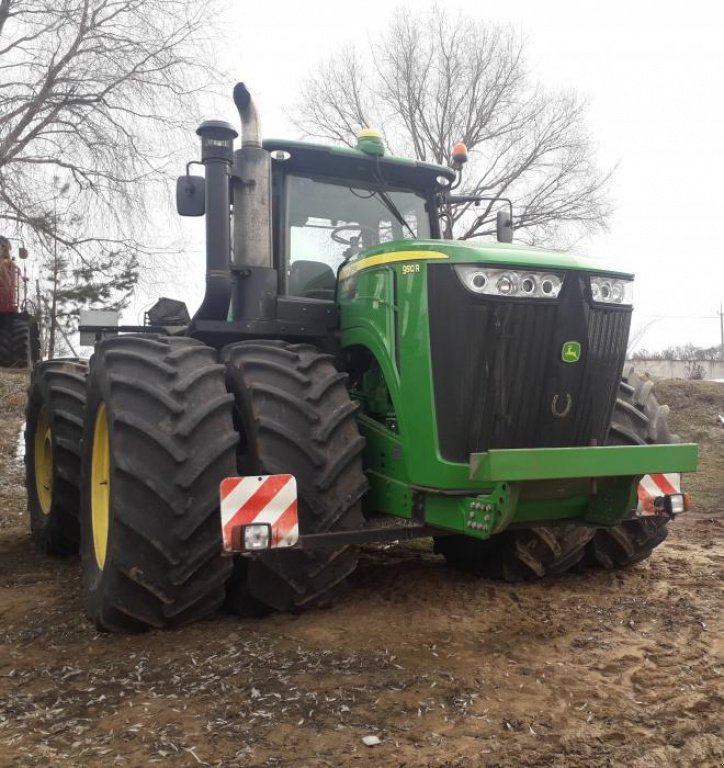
[
  {"left": 33, "top": 407, "right": 53, "bottom": 515},
  {"left": 91, "top": 403, "right": 110, "bottom": 570}
]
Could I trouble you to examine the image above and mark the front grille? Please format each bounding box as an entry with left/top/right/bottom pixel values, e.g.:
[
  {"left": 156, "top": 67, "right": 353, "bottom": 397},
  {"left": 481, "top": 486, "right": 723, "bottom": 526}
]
[{"left": 427, "top": 264, "right": 631, "bottom": 463}]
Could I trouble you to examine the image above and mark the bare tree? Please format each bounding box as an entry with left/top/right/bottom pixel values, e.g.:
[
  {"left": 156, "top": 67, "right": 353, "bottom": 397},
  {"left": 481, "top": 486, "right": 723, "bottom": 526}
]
[
  {"left": 0, "top": 0, "right": 218, "bottom": 354},
  {"left": 37, "top": 178, "right": 138, "bottom": 359},
  {"left": 295, "top": 6, "right": 613, "bottom": 246},
  {"left": 626, "top": 319, "right": 657, "bottom": 358}
]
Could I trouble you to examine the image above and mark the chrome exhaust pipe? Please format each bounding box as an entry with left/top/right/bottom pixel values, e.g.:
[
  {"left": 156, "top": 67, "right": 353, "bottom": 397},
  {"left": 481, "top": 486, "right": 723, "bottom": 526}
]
[
  {"left": 233, "top": 82, "right": 262, "bottom": 147},
  {"left": 232, "top": 83, "right": 272, "bottom": 270}
]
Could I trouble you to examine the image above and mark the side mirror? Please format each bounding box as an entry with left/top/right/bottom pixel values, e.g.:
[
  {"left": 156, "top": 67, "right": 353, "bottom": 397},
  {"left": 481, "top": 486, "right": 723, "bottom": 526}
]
[
  {"left": 496, "top": 209, "right": 514, "bottom": 243},
  {"left": 176, "top": 175, "right": 205, "bottom": 217},
  {"left": 18, "top": 247, "right": 29, "bottom": 259}
]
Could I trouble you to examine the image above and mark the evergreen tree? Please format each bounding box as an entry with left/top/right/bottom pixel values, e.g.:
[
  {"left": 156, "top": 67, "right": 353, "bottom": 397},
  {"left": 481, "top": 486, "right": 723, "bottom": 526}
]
[{"left": 41, "top": 239, "right": 138, "bottom": 358}]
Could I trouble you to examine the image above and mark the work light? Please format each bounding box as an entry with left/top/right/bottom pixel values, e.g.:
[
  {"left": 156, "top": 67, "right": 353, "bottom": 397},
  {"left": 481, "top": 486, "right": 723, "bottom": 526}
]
[
  {"left": 243, "top": 524, "right": 271, "bottom": 551},
  {"left": 589, "top": 276, "right": 634, "bottom": 305},
  {"left": 455, "top": 266, "right": 564, "bottom": 299}
]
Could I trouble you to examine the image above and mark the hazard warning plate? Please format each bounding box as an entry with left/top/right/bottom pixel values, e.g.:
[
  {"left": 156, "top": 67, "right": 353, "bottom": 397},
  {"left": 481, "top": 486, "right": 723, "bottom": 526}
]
[
  {"left": 220, "top": 475, "right": 299, "bottom": 553},
  {"left": 636, "top": 473, "right": 682, "bottom": 517}
]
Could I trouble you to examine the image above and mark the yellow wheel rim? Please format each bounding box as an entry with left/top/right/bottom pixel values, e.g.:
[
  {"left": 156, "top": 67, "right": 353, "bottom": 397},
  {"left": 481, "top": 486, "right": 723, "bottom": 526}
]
[
  {"left": 91, "top": 403, "right": 111, "bottom": 570},
  {"left": 34, "top": 407, "right": 53, "bottom": 515}
]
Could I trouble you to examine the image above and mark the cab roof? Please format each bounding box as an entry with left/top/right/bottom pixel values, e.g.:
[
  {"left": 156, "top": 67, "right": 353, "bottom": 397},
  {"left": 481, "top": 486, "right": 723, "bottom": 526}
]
[{"left": 263, "top": 139, "right": 456, "bottom": 193}]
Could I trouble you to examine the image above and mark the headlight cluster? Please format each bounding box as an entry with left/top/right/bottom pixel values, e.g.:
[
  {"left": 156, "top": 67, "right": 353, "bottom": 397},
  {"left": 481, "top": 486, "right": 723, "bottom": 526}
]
[
  {"left": 454, "top": 265, "right": 564, "bottom": 299},
  {"left": 589, "top": 276, "right": 634, "bottom": 305}
]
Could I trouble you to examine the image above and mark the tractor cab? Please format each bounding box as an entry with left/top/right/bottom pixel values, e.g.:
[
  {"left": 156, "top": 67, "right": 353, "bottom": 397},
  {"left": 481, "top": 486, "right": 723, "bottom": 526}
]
[{"left": 264, "top": 137, "right": 454, "bottom": 301}]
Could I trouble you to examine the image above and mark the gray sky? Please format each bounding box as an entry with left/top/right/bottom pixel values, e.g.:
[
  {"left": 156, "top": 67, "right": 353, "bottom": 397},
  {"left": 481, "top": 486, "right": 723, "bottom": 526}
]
[{"left": 165, "top": 0, "right": 724, "bottom": 352}]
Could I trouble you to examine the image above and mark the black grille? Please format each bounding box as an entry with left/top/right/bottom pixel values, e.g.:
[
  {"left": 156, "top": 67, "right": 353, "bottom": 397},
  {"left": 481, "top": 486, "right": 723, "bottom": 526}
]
[{"left": 427, "top": 265, "right": 631, "bottom": 463}]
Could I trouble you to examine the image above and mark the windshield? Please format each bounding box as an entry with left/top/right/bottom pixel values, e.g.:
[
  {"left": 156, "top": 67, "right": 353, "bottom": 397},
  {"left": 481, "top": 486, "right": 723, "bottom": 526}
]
[{"left": 285, "top": 174, "right": 431, "bottom": 299}]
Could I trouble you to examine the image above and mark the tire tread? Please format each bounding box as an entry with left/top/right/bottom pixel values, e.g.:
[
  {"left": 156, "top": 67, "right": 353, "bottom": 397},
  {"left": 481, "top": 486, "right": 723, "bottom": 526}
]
[
  {"left": 80, "top": 334, "right": 237, "bottom": 632},
  {"left": 222, "top": 340, "right": 367, "bottom": 614}
]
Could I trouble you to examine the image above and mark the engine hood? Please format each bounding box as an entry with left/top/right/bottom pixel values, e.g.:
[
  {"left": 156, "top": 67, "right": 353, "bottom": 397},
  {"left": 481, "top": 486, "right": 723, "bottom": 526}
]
[{"left": 339, "top": 239, "right": 633, "bottom": 281}]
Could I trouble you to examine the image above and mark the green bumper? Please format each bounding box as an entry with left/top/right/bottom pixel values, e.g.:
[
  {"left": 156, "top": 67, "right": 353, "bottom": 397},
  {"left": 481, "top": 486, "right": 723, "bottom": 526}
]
[
  {"left": 423, "top": 443, "right": 699, "bottom": 539},
  {"left": 469, "top": 443, "right": 699, "bottom": 482}
]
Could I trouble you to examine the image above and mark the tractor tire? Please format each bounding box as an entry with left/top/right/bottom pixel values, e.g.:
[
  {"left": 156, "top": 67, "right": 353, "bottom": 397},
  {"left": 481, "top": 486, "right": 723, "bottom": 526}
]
[
  {"left": 582, "top": 368, "right": 676, "bottom": 569},
  {"left": 0, "top": 316, "right": 9, "bottom": 366},
  {"left": 79, "top": 335, "right": 237, "bottom": 632},
  {"left": 221, "top": 341, "right": 367, "bottom": 614},
  {"left": 434, "top": 524, "right": 594, "bottom": 582},
  {"left": 29, "top": 319, "right": 41, "bottom": 363},
  {"left": 0, "top": 314, "right": 30, "bottom": 367},
  {"left": 25, "top": 359, "right": 88, "bottom": 554}
]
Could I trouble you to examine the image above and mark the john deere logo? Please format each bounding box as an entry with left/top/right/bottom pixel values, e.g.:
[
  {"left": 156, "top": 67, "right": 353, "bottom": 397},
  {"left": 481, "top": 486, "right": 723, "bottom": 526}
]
[{"left": 561, "top": 341, "right": 581, "bottom": 363}]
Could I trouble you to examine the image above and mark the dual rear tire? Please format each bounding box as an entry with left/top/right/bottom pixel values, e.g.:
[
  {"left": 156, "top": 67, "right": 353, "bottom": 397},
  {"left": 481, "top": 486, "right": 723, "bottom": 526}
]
[
  {"left": 434, "top": 524, "right": 594, "bottom": 581},
  {"left": 29, "top": 335, "right": 366, "bottom": 631},
  {"left": 581, "top": 368, "right": 673, "bottom": 569}
]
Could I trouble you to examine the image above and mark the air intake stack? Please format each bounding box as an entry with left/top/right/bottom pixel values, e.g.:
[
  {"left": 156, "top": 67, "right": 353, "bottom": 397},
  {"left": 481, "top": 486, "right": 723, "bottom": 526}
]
[{"left": 192, "top": 119, "right": 237, "bottom": 322}]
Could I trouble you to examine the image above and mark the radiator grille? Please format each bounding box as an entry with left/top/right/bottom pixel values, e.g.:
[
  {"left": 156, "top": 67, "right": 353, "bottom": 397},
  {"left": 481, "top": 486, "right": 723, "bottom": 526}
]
[{"left": 427, "top": 265, "right": 631, "bottom": 463}]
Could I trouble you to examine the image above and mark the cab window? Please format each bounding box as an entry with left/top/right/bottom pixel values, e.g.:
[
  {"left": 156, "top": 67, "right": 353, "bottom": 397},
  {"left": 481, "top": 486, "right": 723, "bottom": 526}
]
[{"left": 285, "top": 174, "right": 430, "bottom": 300}]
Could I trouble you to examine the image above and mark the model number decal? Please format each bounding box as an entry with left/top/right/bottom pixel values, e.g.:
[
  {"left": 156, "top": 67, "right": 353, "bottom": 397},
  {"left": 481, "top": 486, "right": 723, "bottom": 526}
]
[{"left": 402, "top": 263, "right": 420, "bottom": 275}]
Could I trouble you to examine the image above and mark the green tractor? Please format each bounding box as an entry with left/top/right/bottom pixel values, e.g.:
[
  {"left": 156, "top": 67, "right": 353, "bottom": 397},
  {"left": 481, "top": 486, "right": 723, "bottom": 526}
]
[{"left": 25, "top": 83, "right": 697, "bottom": 631}]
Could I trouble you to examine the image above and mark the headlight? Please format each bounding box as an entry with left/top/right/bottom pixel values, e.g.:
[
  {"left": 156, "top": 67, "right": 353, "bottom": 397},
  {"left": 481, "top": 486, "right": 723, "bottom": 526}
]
[
  {"left": 454, "top": 266, "right": 564, "bottom": 299},
  {"left": 589, "top": 276, "right": 633, "bottom": 305}
]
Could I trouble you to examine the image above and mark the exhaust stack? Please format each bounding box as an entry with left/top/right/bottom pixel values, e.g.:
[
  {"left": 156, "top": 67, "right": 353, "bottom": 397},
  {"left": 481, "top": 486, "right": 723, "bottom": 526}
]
[
  {"left": 232, "top": 83, "right": 273, "bottom": 270},
  {"left": 192, "top": 119, "right": 237, "bottom": 323},
  {"left": 233, "top": 81, "right": 262, "bottom": 147}
]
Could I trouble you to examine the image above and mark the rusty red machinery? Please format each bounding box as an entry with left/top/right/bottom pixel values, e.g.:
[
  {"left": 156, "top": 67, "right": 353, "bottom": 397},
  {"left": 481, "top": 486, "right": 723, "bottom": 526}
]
[
  {"left": 0, "top": 256, "right": 22, "bottom": 312},
  {"left": 0, "top": 238, "right": 40, "bottom": 367}
]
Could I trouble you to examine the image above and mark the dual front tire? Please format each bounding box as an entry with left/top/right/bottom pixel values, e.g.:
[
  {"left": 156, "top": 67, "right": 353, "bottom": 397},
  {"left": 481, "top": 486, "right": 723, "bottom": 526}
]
[
  {"left": 78, "top": 336, "right": 238, "bottom": 631},
  {"left": 27, "top": 335, "right": 366, "bottom": 631},
  {"left": 78, "top": 336, "right": 366, "bottom": 629}
]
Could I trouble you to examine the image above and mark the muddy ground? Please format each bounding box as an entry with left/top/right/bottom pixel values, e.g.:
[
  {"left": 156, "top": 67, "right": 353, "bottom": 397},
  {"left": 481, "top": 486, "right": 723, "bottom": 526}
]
[{"left": 0, "top": 370, "right": 722, "bottom": 767}]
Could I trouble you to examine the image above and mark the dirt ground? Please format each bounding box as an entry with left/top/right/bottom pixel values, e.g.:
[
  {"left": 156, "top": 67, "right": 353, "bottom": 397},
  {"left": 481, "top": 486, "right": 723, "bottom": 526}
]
[{"left": 0, "top": 370, "right": 722, "bottom": 767}]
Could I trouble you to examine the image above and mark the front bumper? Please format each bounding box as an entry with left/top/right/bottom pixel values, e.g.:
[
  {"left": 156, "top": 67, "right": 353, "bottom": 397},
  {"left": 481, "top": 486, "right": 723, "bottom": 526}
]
[
  {"left": 423, "top": 443, "right": 699, "bottom": 538},
  {"left": 469, "top": 443, "right": 699, "bottom": 482},
  {"left": 223, "top": 444, "right": 699, "bottom": 552}
]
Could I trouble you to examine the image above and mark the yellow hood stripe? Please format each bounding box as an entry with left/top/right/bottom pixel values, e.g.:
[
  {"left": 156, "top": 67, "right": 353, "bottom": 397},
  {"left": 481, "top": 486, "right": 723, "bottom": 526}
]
[{"left": 339, "top": 250, "right": 449, "bottom": 281}]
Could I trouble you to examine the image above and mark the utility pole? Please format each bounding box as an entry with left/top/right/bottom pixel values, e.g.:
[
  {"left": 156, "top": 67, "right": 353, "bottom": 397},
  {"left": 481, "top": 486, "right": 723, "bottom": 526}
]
[{"left": 720, "top": 302, "right": 724, "bottom": 361}]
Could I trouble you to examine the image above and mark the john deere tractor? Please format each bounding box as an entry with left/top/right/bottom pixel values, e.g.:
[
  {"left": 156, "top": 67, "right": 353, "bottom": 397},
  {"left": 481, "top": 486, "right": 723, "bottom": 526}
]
[{"left": 25, "top": 83, "right": 697, "bottom": 632}]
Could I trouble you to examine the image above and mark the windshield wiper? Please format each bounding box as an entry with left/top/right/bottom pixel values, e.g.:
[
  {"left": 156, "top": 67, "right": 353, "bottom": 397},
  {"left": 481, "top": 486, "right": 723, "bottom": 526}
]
[{"left": 373, "top": 187, "right": 417, "bottom": 240}]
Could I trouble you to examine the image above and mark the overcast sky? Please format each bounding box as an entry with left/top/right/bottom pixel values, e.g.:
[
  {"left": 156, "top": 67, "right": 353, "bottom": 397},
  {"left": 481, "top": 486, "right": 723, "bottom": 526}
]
[{"left": 164, "top": 0, "right": 724, "bottom": 353}]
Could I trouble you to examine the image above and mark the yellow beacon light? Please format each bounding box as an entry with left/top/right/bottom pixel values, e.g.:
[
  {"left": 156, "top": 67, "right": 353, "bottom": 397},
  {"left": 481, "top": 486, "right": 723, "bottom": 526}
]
[{"left": 356, "top": 128, "right": 385, "bottom": 157}]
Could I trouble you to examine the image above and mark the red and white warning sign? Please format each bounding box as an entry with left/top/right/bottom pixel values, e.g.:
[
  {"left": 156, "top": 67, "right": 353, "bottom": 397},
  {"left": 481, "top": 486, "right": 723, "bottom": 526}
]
[
  {"left": 636, "top": 473, "right": 681, "bottom": 516},
  {"left": 220, "top": 475, "right": 299, "bottom": 552}
]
